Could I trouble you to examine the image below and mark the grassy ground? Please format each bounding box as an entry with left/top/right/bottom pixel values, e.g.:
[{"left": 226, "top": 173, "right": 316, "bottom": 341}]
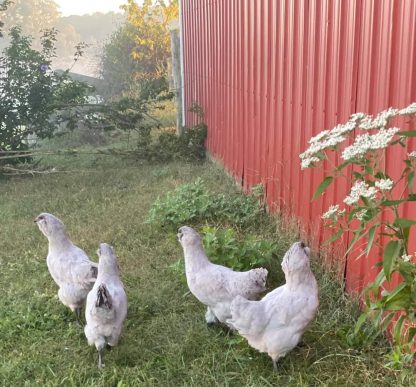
[{"left": 1, "top": 145, "right": 415, "bottom": 385}]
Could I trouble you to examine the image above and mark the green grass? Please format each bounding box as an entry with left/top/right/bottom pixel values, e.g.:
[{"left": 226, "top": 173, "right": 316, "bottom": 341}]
[{"left": 0, "top": 154, "right": 415, "bottom": 385}]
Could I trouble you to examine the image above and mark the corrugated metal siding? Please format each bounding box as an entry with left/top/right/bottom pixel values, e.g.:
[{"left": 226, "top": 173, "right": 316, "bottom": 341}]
[{"left": 181, "top": 0, "right": 416, "bottom": 292}]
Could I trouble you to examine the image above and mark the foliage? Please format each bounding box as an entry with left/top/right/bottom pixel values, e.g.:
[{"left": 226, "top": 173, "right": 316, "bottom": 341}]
[
  {"left": 122, "top": 0, "right": 178, "bottom": 79},
  {"left": 0, "top": 0, "right": 59, "bottom": 42},
  {"left": 101, "top": 0, "right": 178, "bottom": 99},
  {"left": 100, "top": 23, "right": 141, "bottom": 99},
  {"left": 134, "top": 122, "right": 207, "bottom": 162},
  {"left": 301, "top": 101, "right": 416, "bottom": 356},
  {"left": 0, "top": 27, "right": 92, "bottom": 156},
  {"left": 0, "top": 1, "right": 124, "bottom": 73},
  {"left": 0, "top": 26, "right": 169, "bottom": 169},
  {"left": 202, "top": 226, "right": 277, "bottom": 270},
  {"left": 0, "top": 0, "right": 12, "bottom": 37},
  {"left": 147, "top": 178, "right": 264, "bottom": 229}
]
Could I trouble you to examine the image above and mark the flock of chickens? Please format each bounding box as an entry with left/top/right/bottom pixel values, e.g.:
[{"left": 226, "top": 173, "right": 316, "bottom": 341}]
[{"left": 35, "top": 213, "right": 319, "bottom": 370}]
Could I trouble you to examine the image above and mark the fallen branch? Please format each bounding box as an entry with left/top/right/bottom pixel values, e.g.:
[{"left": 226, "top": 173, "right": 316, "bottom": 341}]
[
  {"left": 0, "top": 165, "right": 60, "bottom": 176},
  {"left": 0, "top": 148, "right": 121, "bottom": 161}
]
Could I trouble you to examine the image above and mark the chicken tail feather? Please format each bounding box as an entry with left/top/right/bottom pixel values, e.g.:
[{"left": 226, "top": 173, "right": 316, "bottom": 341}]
[
  {"left": 250, "top": 267, "right": 268, "bottom": 290},
  {"left": 96, "top": 284, "right": 112, "bottom": 309}
]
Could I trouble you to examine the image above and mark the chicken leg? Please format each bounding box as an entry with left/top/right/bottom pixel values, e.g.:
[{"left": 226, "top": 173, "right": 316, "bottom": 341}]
[
  {"left": 98, "top": 349, "right": 104, "bottom": 368},
  {"left": 75, "top": 307, "right": 82, "bottom": 326}
]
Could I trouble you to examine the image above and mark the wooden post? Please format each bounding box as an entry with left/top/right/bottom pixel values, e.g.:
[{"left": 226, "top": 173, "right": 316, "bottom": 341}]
[{"left": 169, "top": 20, "right": 183, "bottom": 136}]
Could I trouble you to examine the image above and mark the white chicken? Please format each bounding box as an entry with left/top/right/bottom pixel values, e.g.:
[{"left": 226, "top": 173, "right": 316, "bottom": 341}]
[
  {"left": 35, "top": 213, "right": 98, "bottom": 324},
  {"left": 84, "top": 243, "right": 127, "bottom": 368},
  {"left": 177, "top": 226, "right": 268, "bottom": 326},
  {"left": 227, "top": 242, "right": 319, "bottom": 369}
]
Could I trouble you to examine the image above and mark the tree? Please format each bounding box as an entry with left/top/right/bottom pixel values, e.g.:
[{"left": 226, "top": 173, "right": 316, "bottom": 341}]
[
  {"left": 101, "top": 0, "right": 178, "bottom": 99},
  {"left": 101, "top": 23, "right": 138, "bottom": 98},
  {"left": 0, "top": 0, "right": 12, "bottom": 37},
  {"left": 0, "top": 27, "right": 92, "bottom": 153},
  {"left": 122, "top": 0, "right": 178, "bottom": 78},
  {"left": 1, "top": 0, "right": 60, "bottom": 41}
]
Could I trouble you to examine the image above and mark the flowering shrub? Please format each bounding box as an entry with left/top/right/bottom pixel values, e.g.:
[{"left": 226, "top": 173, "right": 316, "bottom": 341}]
[{"left": 300, "top": 101, "right": 416, "bottom": 355}]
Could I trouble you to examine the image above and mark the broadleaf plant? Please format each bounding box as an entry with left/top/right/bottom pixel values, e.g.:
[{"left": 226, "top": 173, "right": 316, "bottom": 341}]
[{"left": 301, "top": 101, "right": 416, "bottom": 360}]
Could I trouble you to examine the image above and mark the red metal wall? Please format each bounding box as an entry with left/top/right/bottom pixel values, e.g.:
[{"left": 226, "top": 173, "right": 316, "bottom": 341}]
[{"left": 181, "top": 0, "right": 416, "bottom": 292}]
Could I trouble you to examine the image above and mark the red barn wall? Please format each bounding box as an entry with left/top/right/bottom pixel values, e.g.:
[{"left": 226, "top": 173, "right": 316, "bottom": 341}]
[{"left": 180, "top": 0, "right": 416, "bottom": 292}]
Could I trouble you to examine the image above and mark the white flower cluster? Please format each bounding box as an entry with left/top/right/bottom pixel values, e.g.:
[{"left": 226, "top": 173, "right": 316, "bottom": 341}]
[
  {"left": 358, "top": 108, "right": 399, "bottom": 130},
  {"left": 375, "top": 178, "right": 394, "bottom": 191},
  {"left": 300, "top": 102, "right": 416, "bottom": 170},
  {"left": 321, "top": 204, "right": 345, "bottom": 220},
  {"left": 402, "top": 254, "right": 412, "bottom": 262},
  {"left": 341, "top": 127, "right": 400, "bottom": 160},
  {"left": 300, "top": 122, "right": 356, "bottom": 169},
  {"left": 398, "top": 102, "right": 416, "bottom": 116},
  {"left": 408, "top": 151, "right": 416, "bottom": 159},
  {"left": 344, "top": 181, "right": 378, "bottom": 206},
  {"left": 354, "top": 209, "right": 367, "bottom": 221},
  {"left": 301, "top": 156, "right": 321, "bottom": 170},
  {"left": 349, "top": 112, "right": 367, "bottom": 123},
  {"left": 321, "top": 204, "right": 339, "bottom": 219}
]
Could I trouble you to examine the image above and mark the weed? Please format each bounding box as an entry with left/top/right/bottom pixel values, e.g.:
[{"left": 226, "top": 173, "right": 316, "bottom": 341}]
[
  {"left": 147, "top": 178, "right": 264, "bottom": 229},
  {"left": 202, "top": 226, "right": 277, "bottom": 270}
]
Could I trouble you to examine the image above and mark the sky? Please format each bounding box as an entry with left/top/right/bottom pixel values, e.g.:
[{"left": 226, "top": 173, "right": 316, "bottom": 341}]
[{"left": 55, "top": 0, "right": 129, "bottom": 16}]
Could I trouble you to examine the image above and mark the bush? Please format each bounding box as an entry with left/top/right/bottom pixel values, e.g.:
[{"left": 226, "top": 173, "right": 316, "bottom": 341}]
[
  {"left": 135, "top": 123, "right": 207, "bottom": 162},
  {"left": 202, "top": 226, "right": 277, "bottom": 270},
  {"left": 146, "top": 178, "right": 264, "bottom": 229}
]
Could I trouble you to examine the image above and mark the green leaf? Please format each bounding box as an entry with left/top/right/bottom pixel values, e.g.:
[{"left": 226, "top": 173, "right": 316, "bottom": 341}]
[
  {"left": 408, "top": 327, "right": 416, "bottom": 342},
  {"left": 363, "top": 269, "right": 386, "bottom": 300},
  {"left": 380, "top": 313, "right": 395, "bottom": 332},
  {"left": 407, "top": 171, "right": 415, "bottom": 193},
  {"left": 344, "top": 225, "right": 366, "bottom": 257},
  {"left": 364, "top": 165, "right": 374, "bottom": 175},
  {"left": 402, "top": 226, "right": 411, "bottom": 246},
  {"left": 361, "top": 196, "right": 371, "bottom": 207},
  {"left": 393, "top": 315, "right": 406, "bottom": 345},
  {"left": 374, "top": 269, "right": 386, "bottom": 287},
  {"left": 312, "top": 176, "right": 333, "bottom": 201},
  {"left": 354, "top": 313, "right": 368, "bottom": 336},
  {"left": 383, "top": 240, "right": 401, "bottom": 281},
  {"left": 398, "top": 261, "right": 416, "bottom": 282},
  {"left": 383, "top": 283, "right": 411, "bottom": 311},
  {"left": 366, "top": 225, "right": 377, "bottom": 257},
  {"left": 399, "top": 130, "right": 416, "bottom": 137},
  {"left": 381, "top": 199, "right": 406, "bottom": 206},
  {"left": 362, "top": 208, "right": 379, "bottom": 223},
  {"left": 393, "top": 218, "right": 416, "bottom": 228},
  {"left": 323, "top": 229, "right": 344, "bottom": 246},
  {"left": 375, "top": 172, "right": 389, "bottom": 179}
]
